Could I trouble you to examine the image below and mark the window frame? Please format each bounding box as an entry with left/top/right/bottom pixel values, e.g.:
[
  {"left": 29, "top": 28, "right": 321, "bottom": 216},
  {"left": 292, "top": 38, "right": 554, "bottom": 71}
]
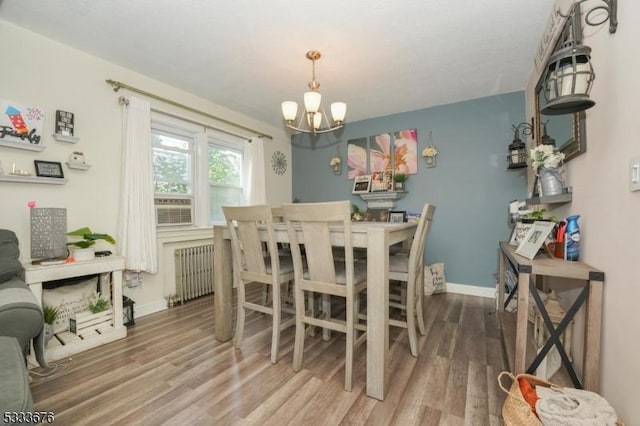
[{"left": 151, "top": 112, "right": 246, "bottom": 228}]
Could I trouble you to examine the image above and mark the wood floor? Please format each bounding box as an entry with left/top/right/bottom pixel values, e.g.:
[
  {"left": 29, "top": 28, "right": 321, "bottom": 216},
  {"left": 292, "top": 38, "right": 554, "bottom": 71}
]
[{"left": 30, "top": 287, "right": 507, "bottom": 425}]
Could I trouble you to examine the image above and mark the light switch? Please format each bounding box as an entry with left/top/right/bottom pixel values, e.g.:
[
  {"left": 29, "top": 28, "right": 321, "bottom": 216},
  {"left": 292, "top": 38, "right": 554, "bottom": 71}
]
[{"left": 631, "top": 156, "right": 640, "bottom": 192}]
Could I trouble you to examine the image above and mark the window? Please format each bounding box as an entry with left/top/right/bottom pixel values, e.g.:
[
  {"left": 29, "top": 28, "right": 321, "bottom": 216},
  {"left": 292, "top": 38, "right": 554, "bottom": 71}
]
[
  {"left": 151, "top": 113, "right": 245, "bottom": 227},
  {"left": 208, "top": 140, "right": 244, "bottom": 223}
]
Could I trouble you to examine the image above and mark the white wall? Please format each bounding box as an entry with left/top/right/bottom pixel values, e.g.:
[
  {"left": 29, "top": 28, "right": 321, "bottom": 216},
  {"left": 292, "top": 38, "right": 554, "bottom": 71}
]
[
  {"left": 526, "top": 1, "right": 640, "bottom": 422},
  {"left": 0, "top": 19, "right": 292, "bottom": 315}
]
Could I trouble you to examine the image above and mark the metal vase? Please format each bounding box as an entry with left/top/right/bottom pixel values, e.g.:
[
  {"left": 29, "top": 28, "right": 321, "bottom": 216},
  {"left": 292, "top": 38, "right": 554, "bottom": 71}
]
[{"left": 539, "top": 167, "right": 564, "bottom": 196}]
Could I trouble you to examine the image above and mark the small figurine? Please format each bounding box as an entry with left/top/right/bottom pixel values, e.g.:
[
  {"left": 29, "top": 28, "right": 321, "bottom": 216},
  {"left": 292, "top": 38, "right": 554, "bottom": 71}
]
[{"left": 68, "top": 151, "right": 86, "bottom": 165}]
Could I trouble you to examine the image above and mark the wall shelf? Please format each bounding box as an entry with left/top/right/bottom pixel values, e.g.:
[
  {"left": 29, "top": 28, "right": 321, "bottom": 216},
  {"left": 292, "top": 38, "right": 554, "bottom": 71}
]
[
  {"left": 53, "top": 133, "right": 79, "bottom": 144},
  {"left": 66, "top": 162, "right": 91, "bottom": 170},
  {"left": 0, "top": 174, "right": 67, "bottom": 185},
  {"left": 525, "top": 192, "right": 572, "bottom": 206},
  {"left": 358, "top": 191, "right": 407, "bottom": 209},
  {"left": 0, "top": 139, "right": 46, "bottom": 152}
]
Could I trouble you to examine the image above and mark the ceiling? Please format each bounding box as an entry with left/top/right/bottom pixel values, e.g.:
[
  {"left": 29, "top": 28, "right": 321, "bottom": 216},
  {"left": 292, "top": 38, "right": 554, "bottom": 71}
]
[{"left": 0, "top": 0, "right": 555, "bottom": 131}]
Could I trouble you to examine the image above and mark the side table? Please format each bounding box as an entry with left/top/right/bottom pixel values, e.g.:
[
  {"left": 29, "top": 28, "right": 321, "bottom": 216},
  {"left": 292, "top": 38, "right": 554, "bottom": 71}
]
[{"left": 498, "top": 242, "right": 604, "bottom": 391}]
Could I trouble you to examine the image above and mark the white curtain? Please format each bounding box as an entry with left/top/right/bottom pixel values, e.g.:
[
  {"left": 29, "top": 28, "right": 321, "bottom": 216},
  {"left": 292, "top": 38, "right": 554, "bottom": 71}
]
[
  {"left": 242, "top": 136, "right": 266, "bottom": 205},
  {"left": 118, "top": 96, "right": 158, "bottom": 273}
]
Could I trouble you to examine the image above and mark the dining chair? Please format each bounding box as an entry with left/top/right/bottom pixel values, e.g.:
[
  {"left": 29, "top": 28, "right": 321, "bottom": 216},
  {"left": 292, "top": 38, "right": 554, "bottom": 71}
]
[
  {"left": 282, "top": 201, "right": 367, "bottom": 391},
  {"left": 222, "top": 205, "right": 295, "bottom": 364},
  {"left": 388, "top": 203, "right": 436, "bottom": 357}
]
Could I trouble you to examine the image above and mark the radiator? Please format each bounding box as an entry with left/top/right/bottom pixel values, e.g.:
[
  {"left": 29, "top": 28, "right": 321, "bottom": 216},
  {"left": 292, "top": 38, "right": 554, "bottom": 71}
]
[{"left": 174, "top": 244, "right": 214, "bottom": 302}]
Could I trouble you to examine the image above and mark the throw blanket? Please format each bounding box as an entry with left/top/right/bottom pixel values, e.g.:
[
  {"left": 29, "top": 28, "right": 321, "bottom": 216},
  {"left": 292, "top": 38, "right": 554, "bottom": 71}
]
[{"left": 535, "top": 386, "right": 618, "bottom": 425}]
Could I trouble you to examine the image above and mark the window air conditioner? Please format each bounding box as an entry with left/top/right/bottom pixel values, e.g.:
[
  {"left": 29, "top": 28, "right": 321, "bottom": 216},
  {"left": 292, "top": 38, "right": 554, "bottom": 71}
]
[{"left": 155, "top": 197, "right": 193, "bottom": 226}]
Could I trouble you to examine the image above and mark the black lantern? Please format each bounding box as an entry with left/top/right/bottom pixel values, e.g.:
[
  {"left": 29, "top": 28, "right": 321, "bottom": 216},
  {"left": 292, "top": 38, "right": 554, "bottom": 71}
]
[
  {"left": 123, "top": 296, "right": 135, "bottom": 326},
  {"left": 541, "top": 121, "right": 556, "bottom": 147},
  {"left": 507, "top": 121, "right": 533, "bottom": 169}
]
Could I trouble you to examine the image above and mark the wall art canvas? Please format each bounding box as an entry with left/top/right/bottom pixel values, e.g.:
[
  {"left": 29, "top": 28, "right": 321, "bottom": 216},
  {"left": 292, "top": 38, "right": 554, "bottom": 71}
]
[
  {"left": 369, "top": 133, "right": 392, "bottom": 174},
  {"left": 393, "top": 128, "right": 418, "bottom": 175},
  {"left": 0, "top": 99, "right": 45, "bottom": 146},
  {"left": 347, "top": 137, "right": 368, "bottom": 179}
]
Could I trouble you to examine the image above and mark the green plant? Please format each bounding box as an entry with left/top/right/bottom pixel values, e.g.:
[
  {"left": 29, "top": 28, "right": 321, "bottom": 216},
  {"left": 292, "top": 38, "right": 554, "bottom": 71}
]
[
  {"left": 89, "top": 297, "right": 109, "bottom": 313},
  {"left": 67, "top": 227, "right": 116, "bottom": 249},
  {"left": 43, "top": 305, "right": 59, "bottom": 325},
  {"left": 527, "top": 209, "right": 557, "bottom": 222},
  {"left": 393, "top": 173, "right": 408, "bottom": 183}
]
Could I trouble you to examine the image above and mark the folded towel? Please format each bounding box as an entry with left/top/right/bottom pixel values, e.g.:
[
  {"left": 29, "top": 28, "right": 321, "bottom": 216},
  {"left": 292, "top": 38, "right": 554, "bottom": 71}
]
[{"left": 535, "top": 386, "right": 618, "bottom": 425}]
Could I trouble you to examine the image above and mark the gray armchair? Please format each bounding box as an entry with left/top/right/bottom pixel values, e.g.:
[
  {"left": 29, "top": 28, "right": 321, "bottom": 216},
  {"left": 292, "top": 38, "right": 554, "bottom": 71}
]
[{"left": 0, "top": 229, "right": 47, "bottom": 368}]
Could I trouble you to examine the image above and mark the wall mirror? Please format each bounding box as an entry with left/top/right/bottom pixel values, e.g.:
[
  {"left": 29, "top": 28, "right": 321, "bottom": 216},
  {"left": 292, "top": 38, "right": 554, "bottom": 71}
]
[{"left": 535, "top": 9, "right": 587, "bottom": 162}]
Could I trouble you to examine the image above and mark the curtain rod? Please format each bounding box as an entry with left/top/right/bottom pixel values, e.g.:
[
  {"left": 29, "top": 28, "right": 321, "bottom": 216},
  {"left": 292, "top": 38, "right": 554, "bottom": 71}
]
[{"left": 106, "top": 79, "right": 273, "bottom": 140}]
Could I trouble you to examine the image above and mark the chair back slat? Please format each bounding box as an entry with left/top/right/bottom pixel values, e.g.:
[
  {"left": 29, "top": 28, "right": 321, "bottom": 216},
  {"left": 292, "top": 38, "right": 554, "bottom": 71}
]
[
  {"left": 223, "top": 205, "right": 279, "bottom": 279},
  {"left": 282, "top": 201, "right": 353, "bottom": 288},
  {"left": 408, "top": 204, "right": 436, "bottom": 291}
]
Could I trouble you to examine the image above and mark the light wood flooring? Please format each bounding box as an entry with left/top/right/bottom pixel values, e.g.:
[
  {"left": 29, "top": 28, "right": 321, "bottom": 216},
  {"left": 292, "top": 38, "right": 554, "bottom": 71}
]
[{"left": 30, "top": 287, "right": 507, "bottom": 425}]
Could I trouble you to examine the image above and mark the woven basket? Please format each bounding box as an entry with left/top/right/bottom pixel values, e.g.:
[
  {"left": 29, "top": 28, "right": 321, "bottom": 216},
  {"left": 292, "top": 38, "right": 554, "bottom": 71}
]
[{"left": 498, "top": 371, "right": 552, "bottom": 426}]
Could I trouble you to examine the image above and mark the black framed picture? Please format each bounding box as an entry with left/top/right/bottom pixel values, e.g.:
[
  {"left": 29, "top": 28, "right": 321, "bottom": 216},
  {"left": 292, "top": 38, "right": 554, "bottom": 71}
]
[
  {"left": 34, "top": 160, "right": 64, "bottom": 178},
  {"left": 352, "top": 175, "right": 372, "bottom": 194},
  {"left": 389, "top": 211, "right": 407, "bottom": 223}
]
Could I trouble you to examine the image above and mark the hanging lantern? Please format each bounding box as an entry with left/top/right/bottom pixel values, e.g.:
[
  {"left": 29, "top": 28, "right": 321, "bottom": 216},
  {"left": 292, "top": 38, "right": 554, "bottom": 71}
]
[
  {"left": 507, "top": 125, "right": 529, "bottom": 169},
  {"left": 541, "top": 6, "right": 596, "bottom": 115}
]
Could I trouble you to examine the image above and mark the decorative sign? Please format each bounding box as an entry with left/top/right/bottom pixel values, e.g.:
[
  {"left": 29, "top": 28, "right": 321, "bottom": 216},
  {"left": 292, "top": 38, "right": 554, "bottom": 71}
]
[
  {"left": 0, "top": 99, "right": 45, "bottom": 145},
  {"left": 55, "top": 110, "right": 75, "bottom": 136}
]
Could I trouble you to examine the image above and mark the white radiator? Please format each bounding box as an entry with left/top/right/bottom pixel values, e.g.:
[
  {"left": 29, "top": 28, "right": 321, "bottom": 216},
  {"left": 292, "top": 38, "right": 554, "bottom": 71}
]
[{"left": 174, "top": 244, "right": 214, "bottom": 302}]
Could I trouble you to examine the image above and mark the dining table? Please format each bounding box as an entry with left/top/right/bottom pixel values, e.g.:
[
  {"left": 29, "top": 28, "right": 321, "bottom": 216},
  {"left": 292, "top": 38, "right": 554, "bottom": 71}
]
[{"left": 213, "top": 220, "right": 418, "bottom": 400}]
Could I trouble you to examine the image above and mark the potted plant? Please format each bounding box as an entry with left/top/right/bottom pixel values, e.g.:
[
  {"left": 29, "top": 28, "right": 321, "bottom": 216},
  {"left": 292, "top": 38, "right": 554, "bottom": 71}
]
[
  {"left": 89, "top": 296, "right": 110, "bottom": 313},
  {"left": 67, "top": 227, "right": 116, "bottom": 261},
  {"left": 393, "top": 173, "right": 408, "bottom": 191},
  {"left": 42, "top": 305, "right": 59, "bottom": 346},
  {"left": 529, "top": 145, "right": 566, "bottom": 196}
]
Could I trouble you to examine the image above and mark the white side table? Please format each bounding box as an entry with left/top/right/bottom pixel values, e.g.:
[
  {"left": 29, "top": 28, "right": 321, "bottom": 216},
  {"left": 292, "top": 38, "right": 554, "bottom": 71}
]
[{"left": 23, "top": 256, "right": 127, "bottom": 362}]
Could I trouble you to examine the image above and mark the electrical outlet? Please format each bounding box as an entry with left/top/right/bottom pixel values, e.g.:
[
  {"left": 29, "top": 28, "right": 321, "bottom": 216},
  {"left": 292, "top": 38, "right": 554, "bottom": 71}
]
[{"left": 631, "top": 156, "right": 640, "bottom": 192}]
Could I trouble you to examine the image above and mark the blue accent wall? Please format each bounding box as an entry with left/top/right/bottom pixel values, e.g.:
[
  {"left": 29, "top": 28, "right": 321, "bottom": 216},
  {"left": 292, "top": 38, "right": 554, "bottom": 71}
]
[{"left": 291, "top": 91, "right": 527, "bottom": 288}]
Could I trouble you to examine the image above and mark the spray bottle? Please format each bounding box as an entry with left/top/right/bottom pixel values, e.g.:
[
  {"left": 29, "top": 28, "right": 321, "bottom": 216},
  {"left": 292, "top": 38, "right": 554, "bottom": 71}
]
[{"left": 564, "top": 214, "right": 580, "bottom": 261}]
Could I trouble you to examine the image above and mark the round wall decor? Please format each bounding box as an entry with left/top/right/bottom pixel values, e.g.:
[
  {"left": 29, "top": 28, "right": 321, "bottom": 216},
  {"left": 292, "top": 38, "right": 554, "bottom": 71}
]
[{"left": 271, "top": 151, "right": 287, "bottom": 175}]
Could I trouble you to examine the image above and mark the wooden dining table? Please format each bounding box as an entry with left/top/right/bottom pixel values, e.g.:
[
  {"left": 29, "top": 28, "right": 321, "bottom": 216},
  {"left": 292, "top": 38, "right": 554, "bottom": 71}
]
[{"left": 213, "top": 220, "right": 418, "bottom": 400}]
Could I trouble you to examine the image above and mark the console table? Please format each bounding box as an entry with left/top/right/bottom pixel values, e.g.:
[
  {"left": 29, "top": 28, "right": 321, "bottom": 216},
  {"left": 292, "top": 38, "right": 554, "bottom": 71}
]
[
  {"left": 498, "top": 242, "right": 604, "bottom": 391},
  {"left": 23, "top": 256, "right": 126, "bottom": 362}
]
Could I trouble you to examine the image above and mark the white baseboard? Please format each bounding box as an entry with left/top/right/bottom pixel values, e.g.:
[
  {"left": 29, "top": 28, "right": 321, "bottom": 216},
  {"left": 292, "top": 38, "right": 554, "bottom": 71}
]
[
  {"left": 445, "top": 282, "right": 496, "bottom": 299},
  {"left": 134, "top": 299, "right": 168, "bottom": 318}
]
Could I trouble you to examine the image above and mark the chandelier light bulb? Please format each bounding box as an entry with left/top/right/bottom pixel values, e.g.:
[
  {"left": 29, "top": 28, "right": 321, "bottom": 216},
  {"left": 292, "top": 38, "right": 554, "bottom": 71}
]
[
  {"left": 303, "top": 91, "right": 322, "bottom": 114},
  {"left": 331, "top": 102, "right": 347, "bottom": 123},
  {"left": 281, "top": 101, "right": 298, "bottom": 122}
]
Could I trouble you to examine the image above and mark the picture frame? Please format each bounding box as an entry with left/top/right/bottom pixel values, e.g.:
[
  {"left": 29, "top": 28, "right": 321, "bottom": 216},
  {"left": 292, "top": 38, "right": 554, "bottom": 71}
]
[
  {"left": 364, "top": 209, "right": 389, "bottom": 222},
  {"left": 389, "top": 211, "right": 406, "bottom": 223},
  {"left": 34, "top": 160, "right": 64, "bottom": 178},
  {"left": 515, "top": 221, "right": 556, "bottom": 259},
  {"left": 352, "top": 175, "right": 372, "bottom": 194}
]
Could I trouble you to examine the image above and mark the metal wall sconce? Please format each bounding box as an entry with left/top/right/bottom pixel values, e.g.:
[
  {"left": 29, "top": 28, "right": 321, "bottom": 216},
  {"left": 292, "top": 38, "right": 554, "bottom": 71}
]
[
  {"left": 541, "top": 0, "right": 618, "bottom": 115},
  {"left": 507, "top": 120, "right": 534, "bottom": 169},
  {"left": 330, "top": 145, "right": 342, "bottom": 175}
]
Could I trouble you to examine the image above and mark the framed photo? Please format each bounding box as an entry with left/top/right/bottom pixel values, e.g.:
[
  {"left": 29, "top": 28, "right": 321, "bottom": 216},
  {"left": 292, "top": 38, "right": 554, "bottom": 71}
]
[
  {"left": 364, "top": 209, "right": 389, "bottom": 222},
  {"left": 389, "top": 211, "right": 406, "bottom": 223},
  {"left": 34, "top": 160, "right": 64, "bottom": 178},
  {"left": 352, "top": 175, "right": 372, "bottom": 194},
  {"left": 515, "top": 221, "right": 556, "bottom": 259},
  {"left": 371, "top": 170, "right": 393, "bottom": 192}
]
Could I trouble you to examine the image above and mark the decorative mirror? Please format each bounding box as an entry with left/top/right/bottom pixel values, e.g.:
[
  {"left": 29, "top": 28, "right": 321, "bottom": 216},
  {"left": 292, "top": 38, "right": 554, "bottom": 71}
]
[{"left": 535, "top": 7, "right": 587, "bottom": 162}]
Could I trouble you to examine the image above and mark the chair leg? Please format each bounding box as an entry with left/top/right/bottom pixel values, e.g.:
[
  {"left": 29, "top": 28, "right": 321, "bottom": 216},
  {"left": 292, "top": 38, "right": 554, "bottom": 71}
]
[
  {"left": 270, "top": 283, "right": 281, "bottom": 364},
  {"left": 416, "top": 283, "right": 426, "bottom": 336},
  {"left": 344, "top": 292, "right": 355, "bottom": 391},
  {"left": 322, "top": 294, "right": 331, "bottom": 341},
  {"left": 293, "top": 285, "right": 306, "bottom": 372},
  {"left": 234, "top": 282, "right": 246, "bottom": 349},
  {"left": 308, "top": 291, "right": 316, "bottom": 337},
  {"left": 406, "top": 284, "right": 419, "bottom": 357}
]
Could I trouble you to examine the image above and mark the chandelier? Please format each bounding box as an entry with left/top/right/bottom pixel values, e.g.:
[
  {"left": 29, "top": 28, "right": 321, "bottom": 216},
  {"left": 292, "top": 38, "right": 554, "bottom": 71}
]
[{"left": 281, "top": 51, "right": 347, "bottom": 134}]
